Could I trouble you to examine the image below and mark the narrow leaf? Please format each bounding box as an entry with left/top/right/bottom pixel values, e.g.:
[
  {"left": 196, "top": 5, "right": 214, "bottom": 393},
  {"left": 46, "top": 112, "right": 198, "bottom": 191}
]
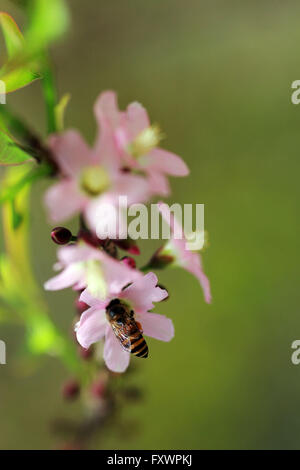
[
  {"left": 0, "top": 12, "right": 24, "bottom": 57},
  {"left": 0, "top": 130, "right": 33, "bottom": 165},
  {"left": 0, "top": 164, "right": 51, "bottom": 203},
  {"left": 10, "top": 198, "right": 23, "bottom": 230},
  {"left": 0, "top": 12, "right": 40, "bottom": 92},
  {"left": 0, "top": 65, "right": 40, "bottom": 93},
  {"left": 55, "top": 93, "right": 70, "bottom": 131}
]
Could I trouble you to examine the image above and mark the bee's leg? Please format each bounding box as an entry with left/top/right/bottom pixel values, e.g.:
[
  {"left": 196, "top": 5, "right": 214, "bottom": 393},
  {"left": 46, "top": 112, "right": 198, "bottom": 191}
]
[{"left": 136, "top": 321, "right": 143, "bottom": 333}]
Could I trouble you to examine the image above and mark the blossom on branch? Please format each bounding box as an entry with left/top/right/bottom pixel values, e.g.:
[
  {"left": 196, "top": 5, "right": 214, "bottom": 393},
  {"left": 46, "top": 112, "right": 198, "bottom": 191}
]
[
  {"left": 94, "top": 91, "right": 189, "bottom": 197},
  {"left": 44, "top": 125, "right": 150, "bottom": 232},
  {"left": 151, "top": 202, "right": 212, "bottom": 304},
  {"left": 44, "top": 241, "right": 141, "bottom": 299},
  {"left": 76, "top": 273, "right": 174, "bottom": 373}
]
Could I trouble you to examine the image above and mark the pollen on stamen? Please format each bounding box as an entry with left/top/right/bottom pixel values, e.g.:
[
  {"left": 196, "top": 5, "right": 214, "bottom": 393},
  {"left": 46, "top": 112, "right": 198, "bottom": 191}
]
[
  {"left": 129, "top": 124, "right": 164, "bottom": 158},
  {"left": 80, "top": 166, "right": 110, "bottom": 197}
]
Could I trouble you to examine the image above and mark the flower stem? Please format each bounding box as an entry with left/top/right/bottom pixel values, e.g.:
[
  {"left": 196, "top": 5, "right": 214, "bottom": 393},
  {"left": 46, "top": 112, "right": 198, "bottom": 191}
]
[{"left": 41, "top": 54, "right": 58, "bottom": 135}]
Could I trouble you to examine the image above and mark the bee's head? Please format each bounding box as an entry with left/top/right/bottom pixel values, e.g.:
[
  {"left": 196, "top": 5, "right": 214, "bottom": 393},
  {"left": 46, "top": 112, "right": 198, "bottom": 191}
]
[{"left": 106, "top": 299, "right": 125, "bottom": 321}]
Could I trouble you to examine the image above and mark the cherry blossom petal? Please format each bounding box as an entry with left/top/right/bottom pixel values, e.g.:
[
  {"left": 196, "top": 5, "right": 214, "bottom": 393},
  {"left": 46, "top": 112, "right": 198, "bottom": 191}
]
[
  {"left": 84, "top": 194, "right": 126, "bottom": 238},
  {"left": 76, "top": 306, "right": 107, "bottom": 349},
  {"left": 103, "top": 325, "right": 130, "bottom": 373},
  {"left": 158, "top": 201, "right": 183, "bottom": 235},
  {"left": 44, "top": 264, "right": 84, "bottom": 291},
  {"left": 138, "top": 312, "right": 175, "bottom": 342},
  {"left": 158, "top": 202, "right": 212, "bottom": 304},
  {"left": 147, "top": 170, "right": 170, "bottom": 197},
  {"left": 48, "top": 130, "right": 91, "bottom": 177},
  {"left": 57, "top": 243, "right": 99, "bottom": 266},
  {"left": 112, "top": 173, "right": 150, "bottom": 205},
  {"left": 94, "top": 91, "right": 120, "bottom": 134},
  {"left": 80, "top": 288, "right": 107, "bottom": 308},
  {"left": 114, "top": 127, "right": 130, "bottom": 153},
  {"left": 148, "top": 148, "right": 189, "bottom": 176},
  {"left": 93, "top": 124, "right": 121, "bottom": 171},
  {"left": 44, "top": 179, "right": 87, "bottom": 223},
  {"left": 99, "top": 251, "right": 142, "bottom": 295},
  {"left": 184, "top": 258, "right": 212, "bottom": 304},
  {"left": 93, "top": 91, "right": 123, "bottom": 170},
  {"left": 121, "top": 272, "right": 168, "bottom": 313},
  {"left": 125, "top": 102, "right": 150, "bottom": 141}
]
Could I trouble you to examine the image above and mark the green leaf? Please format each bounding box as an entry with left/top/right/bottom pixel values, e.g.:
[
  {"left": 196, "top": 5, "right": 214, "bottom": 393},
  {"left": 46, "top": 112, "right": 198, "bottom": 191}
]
[
  {"left": 0, "top": 12, "right": 24, "bottom": 57},
  {"left": 41, "top": 57, "right": 58, "bottom": 133},
  {"left": 0, "top": 12, "right": 40, "bottom": 92},
  {"left": 0, "top": 164, "right": 50, "bottom": 203},
  {"left": 0, "top": 65, "right": 40, "bottom": 93},
  {"left": 8, "top": 1, "right": 29, "bottom": 7},
  {"left": 26, "top": 315, "right": 63, "bottom": 355},
  {"left": 0, "top": 113, "right": 9, "bottom": 134},
  {"left": 0, "top": 167, "right": 85, "bottom": 378},
  {"left": 25, "top": 0, "right": 70, "bottom": 53},
  {"left": 55, "top": 92, "right": 70, "bottom": 131},
  {"left": 10, "top": 198, "right": 23, "bottom": 229},
  {"left": 0, "top": 1, "right": 70, "bottom": 93},
  {"left": 0, "top": 130, "right": 33, "bottom": 165}
]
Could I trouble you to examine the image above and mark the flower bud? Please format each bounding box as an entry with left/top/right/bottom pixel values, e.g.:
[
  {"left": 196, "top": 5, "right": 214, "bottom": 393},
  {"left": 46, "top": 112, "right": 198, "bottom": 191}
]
[
  {"left": 114, "top": 239, "right": 140, "bottom": 255},
  {"left": 121, "top": 256, "right": 136, "bottom": 269},
  {"left": 62, "top": 380, "right": 80, "bottom": 400},
  {"left": 90, "top": 380, "right": 106, "bottom": 399},
  {"left": 148, "top": 248, "right": 174, "bottom": 269},
  {"left": 75, "top": 298, "right": 88, "bottom": 315},
  {"left": 78, "top": 229, "right": 101, "bottom": 248},
  {"left": 51, "top": 227, "right": 72, "bottom": 245},
  {"left": 127, "top": 245, "right": 140, "bottom": 255},
  {"left": 78, "top": 345, "right": 94, "bottom": 360}
]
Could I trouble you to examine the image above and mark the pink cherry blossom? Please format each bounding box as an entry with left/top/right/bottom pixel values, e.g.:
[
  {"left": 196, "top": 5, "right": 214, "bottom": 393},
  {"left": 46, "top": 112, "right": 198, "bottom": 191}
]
[
  {"left": 157, "top": 202, "right": 211, "bottom": 304},
  {"left": 44, "top": 114, "right": 150, "bottom": 235},
  {"left": 44, "top": 241, "right": 141, "bottom": 299},
  {"left": 76, "top": 272, "right": 174, "bottom": 373},
  {"left": 94, "top": 91, "right": 189, "bottom": 197}
]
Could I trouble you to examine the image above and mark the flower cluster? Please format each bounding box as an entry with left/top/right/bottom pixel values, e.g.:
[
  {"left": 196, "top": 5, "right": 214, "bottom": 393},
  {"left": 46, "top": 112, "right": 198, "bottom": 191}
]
[{"left": 44, "top": 91, "right": 211, "bottom": 373}]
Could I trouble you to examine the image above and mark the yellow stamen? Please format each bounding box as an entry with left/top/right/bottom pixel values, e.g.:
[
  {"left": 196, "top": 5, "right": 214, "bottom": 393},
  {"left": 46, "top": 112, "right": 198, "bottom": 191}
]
[
  {"left": 85, "top": 260, "right": 107, "bottom": 299},
  {"left": 129, "top": 124, "right": 164, "bottom": 159},
  {"left": 80, "top": 166, "right": 110, "bottom": 197}
]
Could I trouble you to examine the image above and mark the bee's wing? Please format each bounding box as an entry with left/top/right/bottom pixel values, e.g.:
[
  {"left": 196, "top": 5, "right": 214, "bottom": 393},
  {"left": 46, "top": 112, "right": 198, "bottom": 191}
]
[{"left": 111, "top": 322, "right": 133, "bottom": 352}]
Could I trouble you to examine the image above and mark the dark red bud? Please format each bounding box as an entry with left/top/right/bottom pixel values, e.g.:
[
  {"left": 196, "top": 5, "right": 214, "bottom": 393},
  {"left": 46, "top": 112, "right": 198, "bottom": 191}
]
[
  {"left": 78, "top": 345, "right": 94, "bottom": 360},
  {"left": 127, "top": 245, "right": 140, "bottom": 255},
  {"left": 51, "top": 227, "right": 72, "bottom": 245},
  {"left": 114, "top": 239, "right": 140, "bottom": 255},
  {"left": 91, "top": 380, "right": 106, "bottom": 399},
  {"left": 62, "top": 380, "right": 80, "bottom": 400},
  {"left": 75, "top": 298, "right": 88, "bottom": 315},
  {"left": 121, "top": 166, "right": 131, "bottom": 173},
  {"left": 148, "top": 249, "right": 174, "bottom": 269},
  {"left": 121, "top": 256, "right": 136, "bottom": 269},
  {"left": 78, "top": 229, "right": 101, "bottom": 248}
]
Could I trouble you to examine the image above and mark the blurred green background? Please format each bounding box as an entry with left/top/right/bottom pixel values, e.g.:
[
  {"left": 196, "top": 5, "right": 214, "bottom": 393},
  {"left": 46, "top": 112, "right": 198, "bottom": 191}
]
[{"left": 1, "top": 0, "right": 300, "bottom": 449}]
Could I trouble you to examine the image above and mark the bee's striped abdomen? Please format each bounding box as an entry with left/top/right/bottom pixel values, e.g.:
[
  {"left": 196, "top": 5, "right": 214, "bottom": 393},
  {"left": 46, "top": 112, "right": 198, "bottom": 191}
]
[{"left": 130, "top": 334, "right": 149, "bottom": 358}]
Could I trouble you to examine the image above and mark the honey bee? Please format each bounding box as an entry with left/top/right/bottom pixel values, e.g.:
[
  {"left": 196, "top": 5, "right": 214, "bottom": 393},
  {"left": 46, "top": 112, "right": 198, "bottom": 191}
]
[{"left": 106, "top": 299, "right": 149, "bottom": 358}]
